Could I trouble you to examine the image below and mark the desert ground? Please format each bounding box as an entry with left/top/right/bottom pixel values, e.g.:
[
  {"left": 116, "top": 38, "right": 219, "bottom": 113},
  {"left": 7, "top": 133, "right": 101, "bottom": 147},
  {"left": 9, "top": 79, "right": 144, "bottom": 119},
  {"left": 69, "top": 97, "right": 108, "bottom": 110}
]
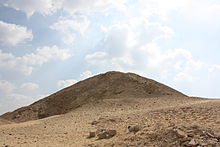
[{"left": 0, "top": 72, "right": 220, "bottom": 147}]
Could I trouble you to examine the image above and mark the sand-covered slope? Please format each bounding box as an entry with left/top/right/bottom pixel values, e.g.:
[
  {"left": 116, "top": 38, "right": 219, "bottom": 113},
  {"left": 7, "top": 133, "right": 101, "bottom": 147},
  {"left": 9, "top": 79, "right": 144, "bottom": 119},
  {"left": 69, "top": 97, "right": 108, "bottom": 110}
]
[
  {"left": 0, "top": 96, "right": 219, "bottom": 147},
  {"left": 0, "top": 71, "right": 185, "bottom": 123}
]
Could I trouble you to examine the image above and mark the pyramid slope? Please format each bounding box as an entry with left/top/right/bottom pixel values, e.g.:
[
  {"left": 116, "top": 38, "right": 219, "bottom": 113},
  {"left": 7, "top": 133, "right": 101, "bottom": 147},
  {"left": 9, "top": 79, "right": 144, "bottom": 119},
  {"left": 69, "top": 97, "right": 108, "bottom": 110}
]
[{"left": 0, "top": 71, "right": 186, "bottom": 122}]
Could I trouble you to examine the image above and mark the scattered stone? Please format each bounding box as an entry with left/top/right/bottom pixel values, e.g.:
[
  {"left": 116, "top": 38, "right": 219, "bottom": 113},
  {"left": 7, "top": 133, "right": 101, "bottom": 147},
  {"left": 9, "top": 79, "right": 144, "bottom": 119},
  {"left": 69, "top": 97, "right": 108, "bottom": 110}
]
[
  {"left": 87, "top": 129, "right": 117, "bottom": 140},
  {"left": 172, "top": 126, "right": 220, "bottom": 146},
  {"left": 97, "top": 132, "right": 108, "bottom": 139},
  {"left": 97, "top": 129, "right": 117, "bottom": 139},
  {"left": 128, "top": 125, "right": 142, "bottom": 134},
  {"left": 95, "top": 129, "right": 106, "bottom": 134},
  {"left": 188, "top": 139, "right": 197, "bottom": 146},
  {"left": 91, "top": 125, "right": 220, "bottom": 147},
  {"left": 207, "top": 138, "right": 218, "bottom": 145},
  {"left": 206, "top": 132, "right": 215, "bottom": 138},
  {"left": 91, "top": 120, "right": 99, "bottom": 125},
  {"left": 106, "top": 130, "right": 117, "bottom": 137},
  {"left": 175, "top": 129, "right": 188, "bottom": 138},
  {"left": 87, "top": 132, "right": 96, "bottom": 138},
  {"left": 108, "top": 118, "right": 116, "bottom": 123},
  {"left": 200, "top": 142, "right": 208, "bottom": 146}
]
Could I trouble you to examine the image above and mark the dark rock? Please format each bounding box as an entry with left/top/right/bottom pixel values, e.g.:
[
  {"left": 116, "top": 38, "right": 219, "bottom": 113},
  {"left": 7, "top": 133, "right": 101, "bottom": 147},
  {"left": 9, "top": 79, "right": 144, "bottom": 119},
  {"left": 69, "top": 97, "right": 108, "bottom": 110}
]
[
  {"left": 91, "top": 120, "right": 99, "bottom": 125},
  {"left": 93, "top": 129, "right": 117, "bottom": 140},
  {"left": 128, "top": 125, "right": 142, "bottom": 134},
  {"left": 97, "top": 131, "right": 108, "bottom": 139},
  {"left": 106, "top": 130, "right": 117, "bottom": 137}
]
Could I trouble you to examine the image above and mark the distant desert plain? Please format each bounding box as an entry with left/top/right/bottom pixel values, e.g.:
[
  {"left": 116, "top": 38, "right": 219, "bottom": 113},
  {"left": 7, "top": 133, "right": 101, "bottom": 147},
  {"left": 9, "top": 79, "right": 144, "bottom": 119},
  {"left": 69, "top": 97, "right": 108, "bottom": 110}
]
[{"left": 0, "top": 71, "right": 220, "bottom": 146}]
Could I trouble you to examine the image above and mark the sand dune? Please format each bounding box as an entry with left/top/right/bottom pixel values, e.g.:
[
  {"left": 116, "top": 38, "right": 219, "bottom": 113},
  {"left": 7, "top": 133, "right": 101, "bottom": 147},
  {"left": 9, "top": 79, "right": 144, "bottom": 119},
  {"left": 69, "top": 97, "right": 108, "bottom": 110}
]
[{"left": 0, "top": 71, "right": 219, "bottom": 147}]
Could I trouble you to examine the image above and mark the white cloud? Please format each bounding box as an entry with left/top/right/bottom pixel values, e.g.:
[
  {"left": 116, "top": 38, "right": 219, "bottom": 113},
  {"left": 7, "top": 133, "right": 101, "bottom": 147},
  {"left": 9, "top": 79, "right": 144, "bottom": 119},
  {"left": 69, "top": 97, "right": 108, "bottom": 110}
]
[
  {"left": 127, "top": 0, "right": 189, "bottom": 20},
  {"left": 85, "top": 18, "right": 174, "bottom": 70},
  {"left": 0, "top": 81, "right": 48, "bottom": 114},
  {"left": 142, "top": 45, "right": 204, "bottom": 75},
  {"left": 85, "top": 18, "right": 173, "bottom": 70},
  {"left": 21, "top": 82, "right": 39, "bottom": 90},
  {"left": 101, "top": 18, "right": 173, "bottom": 53},
  {"left": 101, "top": 24, "right": 133, "bottom": 57},
  {"left": 85, "top": 52, "right": 108, "bottom": 65},
  {"left": 0, "top": 93, "right": 39, "bottom": 114},
  {"left": 85, "top": 18, "right": 204, "bottom": 83},
  {"left": 50, "top": 17, "right": 90, "bottom": 44},
  {"left": 0, "top": 21, "right": 33, "bottom": 45},
  {"left": 61, "top": 0, "right": 127, "bottom": 15},
  {"left": 173, "top": 72, "right": 194, "bottom": 83},
  {"left": 7, "top": 93, "right": 31, "bottom": 101},
  {"left": 22, "top": 45, "right": 71, "bottom": 64},
  {"left": 131, "top": 44, "right": 205, "bottom": 81},
  {"left": 178, "top": 1, "right": 220, "bottom": 22},
  {"left": 129, "top": 18, "right": 174, "bottom": 43},
  {"left": 57, "top": 79, "right": 78, "bottom": 89},
  {"left": 120, "top": 0, "right": 220, "bottom": 23},
  {"left": 4, "top": 0, "right": 61, "bottom": 17},
  {"left": 80, "top": 70, "right": 93, "bottom": 80},
  {"left": 4, "top": 0, "right": 220, "bottom": 23},
  {"left": 4, "top": 0, "right": 127, "bottom": 17},
  {"left": 0, "top": 80, "right": 16, "bottom": 94},
  {"left": 0, "top": 80, "right": 48, "bottom": 114},
  {"left": 209, "top": 65, "right": 220, "bottom": 73},
  {"left": 0, "top": 46, "right": 71, "bottom": 75}
]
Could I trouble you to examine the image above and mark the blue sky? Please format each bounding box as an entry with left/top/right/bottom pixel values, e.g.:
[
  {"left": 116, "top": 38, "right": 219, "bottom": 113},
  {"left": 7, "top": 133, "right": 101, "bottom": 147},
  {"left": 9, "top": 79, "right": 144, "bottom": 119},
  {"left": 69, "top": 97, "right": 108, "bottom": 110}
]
[{"left": 0, "top": 0, "right": 220, "bottom": 114}]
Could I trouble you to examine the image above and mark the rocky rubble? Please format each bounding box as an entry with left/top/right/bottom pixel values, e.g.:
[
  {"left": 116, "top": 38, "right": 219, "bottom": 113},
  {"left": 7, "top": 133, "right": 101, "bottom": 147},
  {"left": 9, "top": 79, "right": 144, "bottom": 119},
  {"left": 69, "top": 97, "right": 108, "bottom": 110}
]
[
  {"left": 128, "top": 125, "right": 142, "bottom": 134},
  {"left": 172, "top": 125, "right": 220, "bottom": 146},
  {"left": 122, "top": 125, "right": 220, "bottom": 146},
  {"left": 88, "top": 125, "right": 220, "bottom": 146},
  {"left": 87, "top": 129, "right": 117, "bottom": 140}
]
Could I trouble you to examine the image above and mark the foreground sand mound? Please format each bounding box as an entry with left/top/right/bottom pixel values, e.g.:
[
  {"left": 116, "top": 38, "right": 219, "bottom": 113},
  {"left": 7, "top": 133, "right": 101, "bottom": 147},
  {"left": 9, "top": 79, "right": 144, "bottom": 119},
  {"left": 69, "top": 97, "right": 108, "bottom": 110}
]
[
  {"left": 0, "top": 71, "right": 186, "bottom": 122},
  {"left": 0, "top": 96, "right": 219, "bottom": 146}
]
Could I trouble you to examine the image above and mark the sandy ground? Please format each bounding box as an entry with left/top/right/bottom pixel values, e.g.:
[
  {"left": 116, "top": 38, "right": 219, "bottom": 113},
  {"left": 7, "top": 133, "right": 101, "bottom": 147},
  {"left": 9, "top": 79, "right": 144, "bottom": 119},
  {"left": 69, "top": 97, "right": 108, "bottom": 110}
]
[
  {"left": 0, "top": 96, "right": 220, "bottom": 147},
  {"left": 0, "top": 119, "right": 12, "bottom": 126}
]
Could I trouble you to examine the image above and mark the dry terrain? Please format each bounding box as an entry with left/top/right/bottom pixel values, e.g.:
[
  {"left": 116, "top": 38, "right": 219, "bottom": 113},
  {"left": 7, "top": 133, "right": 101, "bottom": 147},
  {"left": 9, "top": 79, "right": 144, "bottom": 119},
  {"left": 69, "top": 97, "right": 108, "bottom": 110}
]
[{"left": 0, "top": 72, "right": 220, "bottom": 147}]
